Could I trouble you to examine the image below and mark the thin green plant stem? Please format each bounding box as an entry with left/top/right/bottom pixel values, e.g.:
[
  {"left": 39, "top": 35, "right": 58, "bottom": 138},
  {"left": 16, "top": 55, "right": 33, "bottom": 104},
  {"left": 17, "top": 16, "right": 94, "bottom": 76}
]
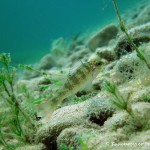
[
  {"left": 18, "top": 64, "right": 49, "bottom": 76},
  {"left": 3, "top": 83, "right": 11, "bottom": 99},
  {"left": 104, "top": 80, "right": 144, "bottom": 128},
  {"left": 112, "top": 0, "right": 150, "bottom": 69},
  {"left": 0, "top": 135, "right": 9, "bottom": 148},
  {"left": 15, "top": 108, "right": 24, "bottom": 136},
  {"left": 17, "top": 105, "right": 36, "bottom": 128},
  {"left": 3, "top": 82, "right": 35, "bottom": 129},
  {"left": 0, "top": 130, "right": 14, "bottom": 150},
  {"left": 2, "top": 86, "right": 34, "bottom": 128}
]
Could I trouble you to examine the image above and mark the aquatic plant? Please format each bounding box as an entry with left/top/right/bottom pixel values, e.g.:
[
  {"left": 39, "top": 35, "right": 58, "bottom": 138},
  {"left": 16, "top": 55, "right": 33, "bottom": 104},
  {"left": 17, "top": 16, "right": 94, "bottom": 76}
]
[
  {"left": 18, "top": 64, "right": 48, "bottom": 76},
  {"left": 103, "top": 80, "right": 131, "bottom": 114},
  {"left": 141, "top": 94, "right": 150, "bottom": 102},
  {"left": 112, "top": 0, "right": 150, "bottom": 69},
  {"left": 77, "top": 130, "right": 98, "bottom": 150},
  {"left": 60, "top": 143, "right": 74, "bottom": 150},
  {"left": 78, "top": 136, "right": 91, "bottom": 150},
  {"left": 103, "top": 80, "right": 150, "bottom": 130},
  {"left": 0, "top": 53, "right": 37, "bottom": 149},
  {"left": 73, "top": 96, "right": 88, "bottom": 104},
  {"left": 0, "top": 116, "right": 14, "bottom": 150}
]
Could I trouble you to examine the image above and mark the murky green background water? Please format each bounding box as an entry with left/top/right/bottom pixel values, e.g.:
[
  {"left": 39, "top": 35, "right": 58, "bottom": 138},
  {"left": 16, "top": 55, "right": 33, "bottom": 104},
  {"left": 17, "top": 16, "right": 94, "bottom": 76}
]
[{"left": 0, "top": 0, "right": 146, "bottom": 63}]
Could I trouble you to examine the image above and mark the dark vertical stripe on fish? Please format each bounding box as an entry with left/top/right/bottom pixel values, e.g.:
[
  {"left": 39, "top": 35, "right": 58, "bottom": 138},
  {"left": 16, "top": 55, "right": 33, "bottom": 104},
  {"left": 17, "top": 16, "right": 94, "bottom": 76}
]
[
  {"left": 72, "top": 74, "right": 80, "bottom": 84},
  {"left": 82, "top": 62, "right": 92, "bottom": 73},
  {"left": 64, "top": 80, "right": 73, "bottom": 90},
  {"left": 75, "top": 67, "right": 86, "bottom": 79}
]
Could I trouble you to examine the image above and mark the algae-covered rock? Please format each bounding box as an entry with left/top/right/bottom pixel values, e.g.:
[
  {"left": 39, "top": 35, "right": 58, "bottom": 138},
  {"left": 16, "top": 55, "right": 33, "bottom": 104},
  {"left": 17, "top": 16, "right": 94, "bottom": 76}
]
[
  {"left": 113, "top": 52, "right": 145, "bottom": 83},
  {"left": 57, "top": 127, "right": 100, "bottom": 150},
  {"left": 104, "top": 111, "right": 130, "bottom": 131},
  {"left": 36, "top": 96, "right": 115, "bottom": 148},
  {"left": 95, "top": 132, "right": 128, "bottom": 150},
  {"left": 57, "top": 127, "right": 128, "bottom": 150},
  {"left": 131, "top": 102, "right": 150, "bottom": 127},
  {"left": 115, "top": 22, "right": 150, "bottom": 58},
  {"left": 39, "top": 54, "right": 57, "bottom": 70},
  {"left": 36, "top": 101, "right": 93, "bottom": 148},
  {"left": 85, "top": 98, "right": 115, "bottom": 126},
  {"left": 88, "top": 24, "right": 118, "bottom": 51},
  {"left": 67, "top": 48, "right": 91, "bottom": 66},
  {"left": 16, "top": 144, "right": 45, "bottom": 150},
  {"left": 129, "top": 86, "right": 150, "bottom": 103},
  {"left": 130, "top": 130, "right": 150, "bottom": 147},
  {"left": 96, "top": 46, "right": 116, "bottom": 61},
  {"left": 111, "top": 47, "right": 150, "bottom": 84}
]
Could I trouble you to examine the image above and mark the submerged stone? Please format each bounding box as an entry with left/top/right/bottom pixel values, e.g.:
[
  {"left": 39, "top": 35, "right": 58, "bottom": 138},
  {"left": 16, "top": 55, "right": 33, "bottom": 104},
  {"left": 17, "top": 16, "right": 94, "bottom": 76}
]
[{"left": 88, "top": 24, "right": 118, "bottom": 51}]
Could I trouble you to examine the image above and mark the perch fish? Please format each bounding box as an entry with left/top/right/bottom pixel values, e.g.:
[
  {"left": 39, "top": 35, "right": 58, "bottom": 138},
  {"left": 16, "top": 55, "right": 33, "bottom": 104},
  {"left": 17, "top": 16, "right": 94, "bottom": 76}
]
[{"left": 48, "top": 54, "right": 105, "bottom": 111}]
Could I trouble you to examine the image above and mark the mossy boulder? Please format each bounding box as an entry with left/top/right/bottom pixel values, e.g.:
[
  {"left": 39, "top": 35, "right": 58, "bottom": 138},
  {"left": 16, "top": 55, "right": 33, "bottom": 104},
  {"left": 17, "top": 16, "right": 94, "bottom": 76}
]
[
  {"left": 39, "top": 54, "right": 57, "bottom": 70},
  {"left": 114, "top": 23, "right": 150, "bottom": 58},
  {"left": 88, "top": 24, "right": 118, "bottom": 51}
]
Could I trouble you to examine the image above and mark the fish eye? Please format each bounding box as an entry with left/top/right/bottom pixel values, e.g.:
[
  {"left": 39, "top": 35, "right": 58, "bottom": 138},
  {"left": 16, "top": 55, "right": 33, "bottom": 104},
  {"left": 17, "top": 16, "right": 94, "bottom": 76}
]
[{"left": 96, "top": 62, "right": 102, "bottom": 66}]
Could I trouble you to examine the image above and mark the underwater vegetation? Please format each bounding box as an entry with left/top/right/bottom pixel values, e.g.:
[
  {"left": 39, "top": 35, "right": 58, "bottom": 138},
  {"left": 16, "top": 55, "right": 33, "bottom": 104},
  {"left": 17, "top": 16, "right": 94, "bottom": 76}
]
[
  {"left": 1, "top": 0, "right": 150, "bottom": 150},
  {"left": 103, "top": 80, "right": 150, "bottom": 130},
  {"left": 0, "top": 53, "right": 38, "bottom": 149}
]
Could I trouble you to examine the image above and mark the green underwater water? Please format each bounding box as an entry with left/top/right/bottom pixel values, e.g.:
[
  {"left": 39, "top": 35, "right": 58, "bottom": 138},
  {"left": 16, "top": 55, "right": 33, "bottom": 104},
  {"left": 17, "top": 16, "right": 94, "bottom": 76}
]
[{"left": 0, "top": 0, "right": 148, "bottom": 64}]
